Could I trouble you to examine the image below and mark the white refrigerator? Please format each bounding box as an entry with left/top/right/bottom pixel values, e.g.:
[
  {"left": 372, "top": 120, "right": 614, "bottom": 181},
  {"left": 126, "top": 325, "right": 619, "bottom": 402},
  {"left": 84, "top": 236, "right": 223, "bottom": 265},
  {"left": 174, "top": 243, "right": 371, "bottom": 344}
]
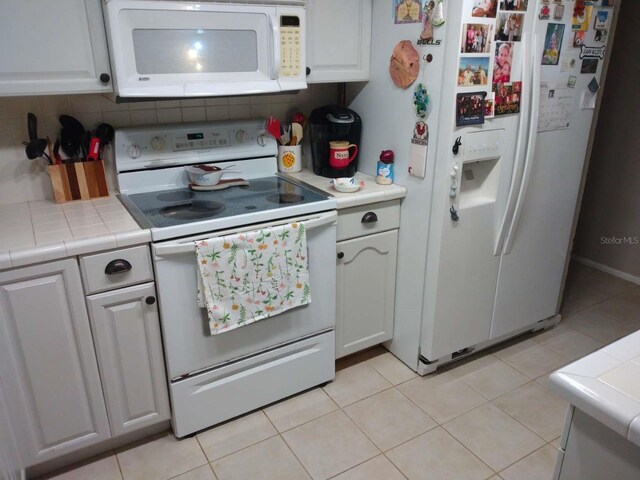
[{"left": 349, "top": 0, "right": 619, "bottom": 373}]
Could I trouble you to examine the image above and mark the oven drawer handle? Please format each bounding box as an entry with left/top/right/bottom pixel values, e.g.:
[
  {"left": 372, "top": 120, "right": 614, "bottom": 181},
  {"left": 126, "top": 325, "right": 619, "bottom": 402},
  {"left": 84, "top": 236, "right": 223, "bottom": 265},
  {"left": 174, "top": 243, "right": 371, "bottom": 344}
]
[{"left": 154, "top": 212, "right": 337, "bottom": 257}]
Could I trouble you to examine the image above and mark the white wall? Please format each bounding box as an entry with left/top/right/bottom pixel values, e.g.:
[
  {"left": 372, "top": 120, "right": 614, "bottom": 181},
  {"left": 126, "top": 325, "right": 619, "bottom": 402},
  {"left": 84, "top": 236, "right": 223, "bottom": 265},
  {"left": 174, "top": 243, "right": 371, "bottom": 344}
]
[
  {"left": 573, "top": 0, "right": 640, "bottom": 279},
  {"left": 0, "top": 85, "right": 337, "bottom": 206}
]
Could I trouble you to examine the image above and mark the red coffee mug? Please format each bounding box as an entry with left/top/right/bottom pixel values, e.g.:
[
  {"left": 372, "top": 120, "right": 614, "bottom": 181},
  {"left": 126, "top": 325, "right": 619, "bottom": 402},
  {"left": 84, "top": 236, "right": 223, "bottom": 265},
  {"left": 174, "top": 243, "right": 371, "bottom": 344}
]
[{"left": 329, "top": 141, "right": 358, "bottom": 168}]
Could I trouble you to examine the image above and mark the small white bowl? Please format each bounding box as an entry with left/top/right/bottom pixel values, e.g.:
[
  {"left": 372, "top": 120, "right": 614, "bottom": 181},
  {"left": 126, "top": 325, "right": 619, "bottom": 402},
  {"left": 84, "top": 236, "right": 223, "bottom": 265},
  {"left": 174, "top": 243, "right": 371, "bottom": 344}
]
[
  {"left": 185, "top": 165, "right": 238, "bottom": 186},
  {"left": 331, "top": 177, "right": 362, "bottom": 193}
]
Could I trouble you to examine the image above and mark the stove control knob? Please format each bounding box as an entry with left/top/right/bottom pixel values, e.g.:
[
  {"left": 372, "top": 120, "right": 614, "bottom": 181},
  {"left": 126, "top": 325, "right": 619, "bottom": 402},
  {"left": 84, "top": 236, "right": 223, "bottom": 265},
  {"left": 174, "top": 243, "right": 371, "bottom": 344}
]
[
  {"left": 236, "top": 129, "right": 247, "bottom": 143},
  {"left": 127, "top": 144, "right": 142, "bottom": 159},
  {"left": 257, "top": 134, "right": 267, "bottom": 147},
  {"left": 151, "top": 136, "right": 166, "bottom": 151}
]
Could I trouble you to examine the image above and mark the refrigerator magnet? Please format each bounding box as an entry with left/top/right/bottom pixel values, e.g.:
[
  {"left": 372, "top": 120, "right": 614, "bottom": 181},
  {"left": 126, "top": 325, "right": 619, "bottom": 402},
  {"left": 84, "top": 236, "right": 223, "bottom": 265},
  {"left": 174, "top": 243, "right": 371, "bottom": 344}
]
[
  {"left": 420, "top": 1, "right": 435, "bottom": 42},
  {"left": 594, "top": 10, "right": 610, "bottom": 29},
  {"left": 456, "top": 92, "right": 486, "bottom": 126},
  {"left": 539, "top": 4, "right": 551, "bottom": 20},
  {"left": 553, "top": 4, "right": 565, "bottom": 19},
  {"left": 394, "top": 0, "right": 423, "bottom": 24},
  {"left": 578, "top": 45, "right": 606, "bottom": 60},
  {"left": 567, "top": 75, "right": 577, "bottom": 88},
  {"left": 409, "top": 121, "right": 428, "bottom": 178},
  {"left": 594, "top": 29, "right": 608, "bottom": 43},
  {"left": 571, "top": 3, "right": 592, "bottom": 31},
  {"left": 580, "top": 58, "right": 598, "bottom": 73},
  {"left": 413, "top": 83, "right": 430, "bottom": 118},
  {"left": 573, "top": 31, "right": 585, "bottom": 48},
  {"left": 389, "top": 40, "right": 420, "bottom": 88}
]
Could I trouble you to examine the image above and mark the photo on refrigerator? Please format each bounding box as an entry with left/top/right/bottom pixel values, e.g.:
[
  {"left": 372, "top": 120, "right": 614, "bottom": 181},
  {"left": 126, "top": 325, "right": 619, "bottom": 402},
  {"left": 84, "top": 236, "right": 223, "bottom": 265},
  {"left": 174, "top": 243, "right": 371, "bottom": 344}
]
[
  {"left": 458, "top": 57, "right": 490, "bottom": 86},
  {"left": 461, "top": 23, "right": 494, "bottom": 53},
  {"left": 456, "top": 92, "right": 486, "bottom": 126},
  {"left": 493, "top": 42, "right": 513, "bottom": 85},
  {"left": 499, "top": 0, "right": 528, "bottom": 11},
  {"left": 493, "top": 81, "right": 522, "bottom": 116},
  {"left": 542, "top": 23, "right": 565, "bottom": 66},
  {"left": 496, "top": 12, "right": 524, "bottom": 41},
  {"left": 484, "top": 92, "right": 496, "bottom": 118},
  {"left": 471, "top": 0, "right": 497, "bottom": 18}
]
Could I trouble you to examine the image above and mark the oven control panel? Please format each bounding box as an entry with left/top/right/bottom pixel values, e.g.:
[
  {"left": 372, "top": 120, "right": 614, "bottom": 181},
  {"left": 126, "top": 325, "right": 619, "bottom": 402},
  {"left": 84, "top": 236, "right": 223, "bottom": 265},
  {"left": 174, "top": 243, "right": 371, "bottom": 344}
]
[{"left": 113, "top": 120, "right": 277, "bottom": 172}]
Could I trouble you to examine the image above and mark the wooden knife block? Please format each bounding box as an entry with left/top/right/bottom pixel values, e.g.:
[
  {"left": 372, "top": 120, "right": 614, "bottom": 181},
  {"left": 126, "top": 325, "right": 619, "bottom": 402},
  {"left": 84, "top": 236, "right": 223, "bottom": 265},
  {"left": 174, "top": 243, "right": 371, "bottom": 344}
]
[{"left": 48, "top": 161, "right": 109, "bottom": 203}]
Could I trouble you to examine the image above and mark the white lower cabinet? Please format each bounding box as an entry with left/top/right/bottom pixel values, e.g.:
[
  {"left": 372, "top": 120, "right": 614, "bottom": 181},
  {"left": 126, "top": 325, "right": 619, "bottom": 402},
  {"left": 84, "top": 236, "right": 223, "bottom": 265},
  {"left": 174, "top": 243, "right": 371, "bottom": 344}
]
[
  {"left": 0, "top": 259, "right": 110, "bottom": 467},
  {"left": 87, "top": 283, "right": 170, "bottom": 437},
  {"left": 0, "top": 248, "right": 170, "bottom": 468},
  {"left": 335, "top": 201, "right": 400, "bottom": 358}
]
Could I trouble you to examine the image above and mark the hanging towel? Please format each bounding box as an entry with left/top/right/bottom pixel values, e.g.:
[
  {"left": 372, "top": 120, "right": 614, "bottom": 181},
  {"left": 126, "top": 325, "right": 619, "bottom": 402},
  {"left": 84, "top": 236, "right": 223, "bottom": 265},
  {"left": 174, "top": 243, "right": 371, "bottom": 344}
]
[{"left": 196, "top": 222, "right": 311, "bottom": 335}]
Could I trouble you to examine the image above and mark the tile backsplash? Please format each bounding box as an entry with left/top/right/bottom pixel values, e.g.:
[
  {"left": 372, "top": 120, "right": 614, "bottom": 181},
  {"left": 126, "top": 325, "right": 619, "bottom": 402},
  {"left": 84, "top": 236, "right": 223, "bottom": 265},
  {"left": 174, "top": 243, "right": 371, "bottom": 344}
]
[{"left": 0, "top": 84, "right": 338, "bottom": 206}]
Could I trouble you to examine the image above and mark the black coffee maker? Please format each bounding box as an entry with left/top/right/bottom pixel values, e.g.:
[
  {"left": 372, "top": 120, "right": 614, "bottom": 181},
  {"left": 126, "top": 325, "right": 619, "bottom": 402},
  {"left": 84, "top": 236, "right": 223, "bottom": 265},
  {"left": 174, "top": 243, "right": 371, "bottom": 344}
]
[{"left": 309, "top": 105, "right": 362, "bottom": 178}]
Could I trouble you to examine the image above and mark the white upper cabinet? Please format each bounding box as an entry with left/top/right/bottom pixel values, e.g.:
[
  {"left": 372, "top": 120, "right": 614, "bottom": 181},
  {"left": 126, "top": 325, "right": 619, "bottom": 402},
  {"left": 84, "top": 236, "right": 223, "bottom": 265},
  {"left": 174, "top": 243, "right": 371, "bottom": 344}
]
[
  {"left": 0, "top": 0, "right": 112, "bottom": 96},
  {"left": 306, "top": 0, "right": 372, "bottom": 83},
  {"left": 0, "top": 259, "right": 110, "bottom": 467}
]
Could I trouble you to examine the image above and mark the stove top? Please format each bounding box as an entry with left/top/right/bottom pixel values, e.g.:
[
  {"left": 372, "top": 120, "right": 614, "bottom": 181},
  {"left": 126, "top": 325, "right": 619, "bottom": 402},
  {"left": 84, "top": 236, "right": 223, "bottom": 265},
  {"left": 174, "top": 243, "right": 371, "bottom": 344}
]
[
  {"left": 114, "top": 120, "right": 336, "bottom": 241},
  {"left": 120, "top": 176, "right": 335, "bottom": 240}
]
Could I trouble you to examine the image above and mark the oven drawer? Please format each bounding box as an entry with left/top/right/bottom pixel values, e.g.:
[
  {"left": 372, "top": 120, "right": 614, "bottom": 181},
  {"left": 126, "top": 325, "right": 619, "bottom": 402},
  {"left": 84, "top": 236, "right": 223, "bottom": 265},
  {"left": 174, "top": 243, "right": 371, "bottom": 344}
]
[
  {"left": 80, "top": 245, "right": 154, "bottom": 295},
  {"left": 337, "top": 200, "right": 400, "bottom": 241},
  {"left": 170, "top": 330, "right": 335, "bottom": 437}
]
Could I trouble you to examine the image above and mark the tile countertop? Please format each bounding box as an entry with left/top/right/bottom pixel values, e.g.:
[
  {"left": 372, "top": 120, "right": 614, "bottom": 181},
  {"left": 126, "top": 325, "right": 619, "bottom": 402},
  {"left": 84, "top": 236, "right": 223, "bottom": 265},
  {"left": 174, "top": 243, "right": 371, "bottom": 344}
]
[
  {"left": 549, "top": 330, "right": 640, "bottom": 447},
  {"left": 0, "top": 197, "right": 150, "bottom": 271},
  {"left": 280, "top": 170, "right": 407, "bottom": 209}
]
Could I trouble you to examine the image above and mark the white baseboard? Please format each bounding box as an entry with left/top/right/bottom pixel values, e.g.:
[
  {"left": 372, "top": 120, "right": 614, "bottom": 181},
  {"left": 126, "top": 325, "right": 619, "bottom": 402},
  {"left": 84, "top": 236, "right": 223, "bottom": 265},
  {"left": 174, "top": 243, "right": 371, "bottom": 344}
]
[{"left": 572, "top": 255, "right": 640, "bottom": 285}]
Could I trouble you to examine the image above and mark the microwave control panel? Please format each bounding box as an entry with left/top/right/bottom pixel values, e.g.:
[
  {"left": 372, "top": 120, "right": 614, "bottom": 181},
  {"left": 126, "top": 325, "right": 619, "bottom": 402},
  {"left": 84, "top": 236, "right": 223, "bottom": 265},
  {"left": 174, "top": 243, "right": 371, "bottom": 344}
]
[{"left": 280, "top": 16, "right": 301, "bottom": 77}]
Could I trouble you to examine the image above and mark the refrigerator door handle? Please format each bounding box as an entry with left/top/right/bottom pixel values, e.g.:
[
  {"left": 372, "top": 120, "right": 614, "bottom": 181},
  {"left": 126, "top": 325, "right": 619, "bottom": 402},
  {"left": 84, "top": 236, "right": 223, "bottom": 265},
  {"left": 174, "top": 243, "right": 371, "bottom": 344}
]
[
  {"left": 503, "top": 33, "right": 540, "bottom": 255},
  {"left": 494, "top": 34, "right": 531, "bottom": 256}
]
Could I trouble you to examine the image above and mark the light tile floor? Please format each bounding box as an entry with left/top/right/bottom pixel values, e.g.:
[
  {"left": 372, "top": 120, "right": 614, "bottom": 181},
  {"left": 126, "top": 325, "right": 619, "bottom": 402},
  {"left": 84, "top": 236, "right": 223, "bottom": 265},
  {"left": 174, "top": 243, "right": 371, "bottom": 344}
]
[{"left": 42, "top": 262, "right": 640, "bottom": 480}]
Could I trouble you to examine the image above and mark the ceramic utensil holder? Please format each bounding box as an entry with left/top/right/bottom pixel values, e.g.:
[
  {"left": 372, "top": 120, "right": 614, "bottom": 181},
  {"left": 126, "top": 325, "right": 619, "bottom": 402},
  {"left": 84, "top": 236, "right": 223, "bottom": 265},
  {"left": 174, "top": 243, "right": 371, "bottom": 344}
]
[
  {"left": 277, "top": 145, "right": 302, "bottom": 173},
  {"left": 48, "top": 160, "right": 109, "bottom": 203}
]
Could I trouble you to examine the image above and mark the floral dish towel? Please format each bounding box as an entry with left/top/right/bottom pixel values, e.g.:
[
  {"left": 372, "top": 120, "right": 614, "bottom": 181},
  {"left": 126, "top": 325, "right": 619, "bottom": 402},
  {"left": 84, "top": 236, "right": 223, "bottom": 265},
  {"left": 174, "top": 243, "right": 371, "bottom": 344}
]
[{"left": 196, "top": 222, "right": 311, "bottom": 335}]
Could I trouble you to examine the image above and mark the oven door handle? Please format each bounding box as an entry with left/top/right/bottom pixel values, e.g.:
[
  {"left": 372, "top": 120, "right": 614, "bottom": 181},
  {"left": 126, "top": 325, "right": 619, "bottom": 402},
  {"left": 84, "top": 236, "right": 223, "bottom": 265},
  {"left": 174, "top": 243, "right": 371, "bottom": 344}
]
[{"left": 153, "top": 211, "right": 337, "bottom": 256}]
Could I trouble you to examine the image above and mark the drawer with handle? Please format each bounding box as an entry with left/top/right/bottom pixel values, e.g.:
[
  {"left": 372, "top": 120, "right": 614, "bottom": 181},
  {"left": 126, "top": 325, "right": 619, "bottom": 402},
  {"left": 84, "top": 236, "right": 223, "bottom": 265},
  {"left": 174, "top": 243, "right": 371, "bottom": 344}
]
[
  {"left": 79, "top": 245, "right": 153, "bottom": 295},
  {"left": 336, "top": 199, "right": 400, "bottom": 242}
]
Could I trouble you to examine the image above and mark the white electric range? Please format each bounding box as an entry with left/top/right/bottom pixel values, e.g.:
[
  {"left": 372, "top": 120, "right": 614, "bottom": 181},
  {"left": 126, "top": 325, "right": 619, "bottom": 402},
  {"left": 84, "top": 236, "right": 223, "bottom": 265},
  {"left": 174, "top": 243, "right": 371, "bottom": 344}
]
[{"left": 115, "top": 120, "right": 337, "bottom": 437}]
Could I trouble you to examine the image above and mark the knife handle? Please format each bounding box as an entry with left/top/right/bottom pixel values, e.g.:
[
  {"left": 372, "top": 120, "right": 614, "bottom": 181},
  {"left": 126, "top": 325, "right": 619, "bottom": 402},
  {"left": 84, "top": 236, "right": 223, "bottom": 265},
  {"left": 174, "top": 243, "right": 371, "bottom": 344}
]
[{"left": 87, "top": 137, "right": 100, "bottom": 161}]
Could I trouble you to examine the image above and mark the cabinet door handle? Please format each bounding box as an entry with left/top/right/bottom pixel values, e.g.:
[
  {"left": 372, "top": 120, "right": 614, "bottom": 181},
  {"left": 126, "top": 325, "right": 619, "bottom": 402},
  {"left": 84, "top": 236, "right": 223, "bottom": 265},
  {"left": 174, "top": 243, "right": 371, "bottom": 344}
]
[
  {"left": 337, "top": 252, "right": 344, "bottom": 259},
  {"left": 361, "top": 212, "right": 378, "bottom": 224},
  {"left": 145, "top": 296, "right": 156, "bottom": 305},
  {"left": 105, "top": 259, "right": 132, "bottom": 275}
]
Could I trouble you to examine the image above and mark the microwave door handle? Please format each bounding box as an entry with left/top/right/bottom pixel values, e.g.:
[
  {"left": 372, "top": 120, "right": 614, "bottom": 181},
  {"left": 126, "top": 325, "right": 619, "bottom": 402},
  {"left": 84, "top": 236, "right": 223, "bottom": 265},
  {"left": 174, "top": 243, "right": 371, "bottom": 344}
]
[{"left": 268, "top": 13, "right": 281, "bottom": 80}]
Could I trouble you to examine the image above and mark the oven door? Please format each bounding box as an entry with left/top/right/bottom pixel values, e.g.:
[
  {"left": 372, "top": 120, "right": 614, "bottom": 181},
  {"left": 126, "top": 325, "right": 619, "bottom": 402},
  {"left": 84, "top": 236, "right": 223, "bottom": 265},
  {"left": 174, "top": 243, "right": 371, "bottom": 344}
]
[
  {"left": 103, "top": 0, "right": 306, "bottom": 98},
  {"left": 153, "top": 211, "right": 336, "bottom": 381}
]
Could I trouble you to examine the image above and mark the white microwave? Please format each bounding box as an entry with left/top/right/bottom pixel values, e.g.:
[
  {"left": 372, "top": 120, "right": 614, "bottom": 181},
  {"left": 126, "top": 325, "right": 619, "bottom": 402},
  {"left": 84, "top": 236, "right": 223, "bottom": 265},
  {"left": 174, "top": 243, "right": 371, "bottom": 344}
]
[{"left": 102, "top": 0, "right": 306, "bottom": 99}]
